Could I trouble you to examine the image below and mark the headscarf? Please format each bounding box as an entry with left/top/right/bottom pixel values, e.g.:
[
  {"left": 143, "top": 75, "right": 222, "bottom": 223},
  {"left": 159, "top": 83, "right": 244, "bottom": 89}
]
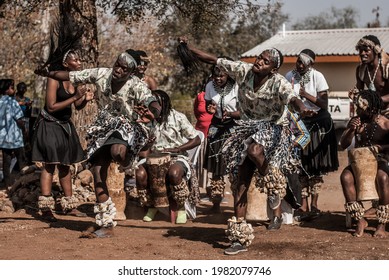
[
  {"left": 265, "top": 48, "right": 283, "bottom": 69},
  {"left": 117, "top": 52, "right": 137, "bottom": 71},
  {"left": 298, "top": 49, "right": 315, "bottom": 67}
]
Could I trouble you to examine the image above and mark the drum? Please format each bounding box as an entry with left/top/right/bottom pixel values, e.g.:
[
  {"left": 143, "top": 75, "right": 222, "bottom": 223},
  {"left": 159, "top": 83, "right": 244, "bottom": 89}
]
[
  {"left": 348, "top": 147, "right": 379, "bottom": 201},
  {"left": 145, "top": 153, "right": 171, "bottom": 208},
  {"left": 246, "top": 176, "right": 269, "bottom": 221},
  {"left": 106, "top": 162, "right": 127, "bottom": 220}
]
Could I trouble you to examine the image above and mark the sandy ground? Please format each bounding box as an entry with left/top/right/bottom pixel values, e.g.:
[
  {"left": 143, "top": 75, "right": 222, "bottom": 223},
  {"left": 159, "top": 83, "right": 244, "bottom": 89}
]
[{"left": 0, "top": 150, "right": 389, "bottom": 260}]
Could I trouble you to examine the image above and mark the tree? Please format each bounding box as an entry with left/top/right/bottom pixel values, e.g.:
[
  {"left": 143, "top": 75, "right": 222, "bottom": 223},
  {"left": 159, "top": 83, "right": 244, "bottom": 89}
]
[
  {"left": 0, "top": 0, "right": 287, "bottom": 133},
  {"left": 292, "top": 6, "right": 359, "bottom": 30},
  {"left": 159, "top": 1, "right": 288, "bottom": 96},
  {"left": 367, "top": 6, "right": 381, "bottom": 28}
]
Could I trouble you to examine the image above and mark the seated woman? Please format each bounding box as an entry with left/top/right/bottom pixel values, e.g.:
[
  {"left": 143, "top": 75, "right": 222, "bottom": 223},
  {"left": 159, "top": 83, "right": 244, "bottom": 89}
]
[{"left": 136, "top": 90, "right": 201, "bottom": 224}]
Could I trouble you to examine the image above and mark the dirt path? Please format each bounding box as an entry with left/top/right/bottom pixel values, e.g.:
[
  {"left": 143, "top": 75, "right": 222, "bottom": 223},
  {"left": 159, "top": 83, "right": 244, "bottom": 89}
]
[{"left": 0, "top": 151, "right": 388, "bottom": 260}]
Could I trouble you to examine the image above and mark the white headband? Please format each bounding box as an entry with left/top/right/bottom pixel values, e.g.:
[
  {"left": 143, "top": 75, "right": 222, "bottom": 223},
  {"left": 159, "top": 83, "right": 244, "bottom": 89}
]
[{"left": 298, "top": 53, "right": 314, "bottom": 66}]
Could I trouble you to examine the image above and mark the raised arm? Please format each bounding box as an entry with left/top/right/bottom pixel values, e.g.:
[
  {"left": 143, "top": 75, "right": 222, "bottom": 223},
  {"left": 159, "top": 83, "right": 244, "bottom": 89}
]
[{"left": 35, "top": 67, "right": 70, "bottom": 81}]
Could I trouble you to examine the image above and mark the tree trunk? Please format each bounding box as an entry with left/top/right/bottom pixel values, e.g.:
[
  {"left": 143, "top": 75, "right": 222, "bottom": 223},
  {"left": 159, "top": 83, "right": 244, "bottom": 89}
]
[{"left": 66, "top": 0, "right": 99, "bottom": 149}]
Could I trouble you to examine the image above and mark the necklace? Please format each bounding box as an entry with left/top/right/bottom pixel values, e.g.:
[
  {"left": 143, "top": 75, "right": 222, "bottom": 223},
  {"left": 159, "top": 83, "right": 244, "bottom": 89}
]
[
  {"left": 292, "top": 68, "right": 311, "bottom": 87},
  {"left": 362, "top": 115, "right": 379, "bottom": 147},
  {"left": 366, "top": 59, "right": 381, "bottom": 91},
  {"left": 212, "top": 80, "right": 233, "bottom": 111}
]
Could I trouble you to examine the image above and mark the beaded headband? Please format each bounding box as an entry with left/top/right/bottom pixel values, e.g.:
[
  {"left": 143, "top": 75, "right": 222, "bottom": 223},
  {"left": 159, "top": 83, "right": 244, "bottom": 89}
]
[{"left": 62, "top": 49, "right": 73, "bottom": 64}]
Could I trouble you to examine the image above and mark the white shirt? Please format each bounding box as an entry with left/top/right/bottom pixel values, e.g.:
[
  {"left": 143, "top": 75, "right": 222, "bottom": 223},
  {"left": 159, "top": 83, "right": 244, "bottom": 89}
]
[
  {"left": 205, "top": 81, "right": 238, "bottom": 118},
  {"left": 285, "top": 69, "right": 329, "bottom": 112}
]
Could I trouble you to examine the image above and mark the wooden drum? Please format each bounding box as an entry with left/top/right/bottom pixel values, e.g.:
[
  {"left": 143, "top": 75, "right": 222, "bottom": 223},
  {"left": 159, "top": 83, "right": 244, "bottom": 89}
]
[
  {"left": 348, "top": 147, "right": 379, "bottom": 201},
  {"left": 246, "top": 175, "right": 268, "bottom": 221},
  {"left": 145, "top": 153, "right": 171, "bottom": 208},
  {"left": 106, "top": 162, "right": 127, "bottom": 220}
]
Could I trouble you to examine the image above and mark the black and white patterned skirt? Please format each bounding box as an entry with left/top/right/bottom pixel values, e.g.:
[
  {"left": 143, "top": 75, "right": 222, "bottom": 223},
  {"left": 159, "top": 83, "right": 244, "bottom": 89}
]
[{"left": 86, "top": 109, "right": 150, "bottom": 166}]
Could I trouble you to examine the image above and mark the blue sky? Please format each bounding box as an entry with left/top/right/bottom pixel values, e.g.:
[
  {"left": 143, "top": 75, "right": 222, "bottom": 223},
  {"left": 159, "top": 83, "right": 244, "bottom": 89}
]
[{"left": 279, "top": 0, "right": 388, "bottom": 29}]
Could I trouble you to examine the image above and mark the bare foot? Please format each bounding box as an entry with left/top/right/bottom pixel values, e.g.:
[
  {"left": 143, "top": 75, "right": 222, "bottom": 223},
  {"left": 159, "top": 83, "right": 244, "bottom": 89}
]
[
  {"left": 373, "top": 224, "right": 387, "bottom": 238},
  {"left": 353, "top": 218, "right": 368, "bottom": 237}
]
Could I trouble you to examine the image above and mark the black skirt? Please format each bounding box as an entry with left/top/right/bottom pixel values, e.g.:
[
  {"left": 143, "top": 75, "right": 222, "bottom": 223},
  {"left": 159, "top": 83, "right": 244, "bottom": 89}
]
[
  {"left": 31, "top": 117, "right": 85, "bottom": 165},
  {"left": 301, "top": 109, "right": 339, "bottom": 176},
  {"left": 203, "top": 117, "right": 237, "bottom": 176}
]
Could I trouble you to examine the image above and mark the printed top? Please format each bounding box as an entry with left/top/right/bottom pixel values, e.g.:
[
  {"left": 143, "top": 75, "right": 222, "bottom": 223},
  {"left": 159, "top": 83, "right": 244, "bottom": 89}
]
[
  {"left": 217, "top": 58, "right": 297, "bottom": 124},
  {"left": 70, "top": 68, "right": 155, "bottom": 121},
  {"left": 152, "top": 109, "right": 198, "bottom": 153}
]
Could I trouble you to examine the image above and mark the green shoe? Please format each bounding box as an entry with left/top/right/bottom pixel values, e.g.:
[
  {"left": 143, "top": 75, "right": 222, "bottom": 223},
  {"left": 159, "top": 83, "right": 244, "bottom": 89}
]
[
  {"left": 175, "top": 208, "right": 187, "bottom": 224},
  {"left": 143, "top": 208, "right": 158, "bottom": 222}
]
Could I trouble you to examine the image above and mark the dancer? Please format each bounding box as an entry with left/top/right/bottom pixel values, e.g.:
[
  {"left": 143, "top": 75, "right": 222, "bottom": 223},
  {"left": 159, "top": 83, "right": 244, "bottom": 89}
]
[
  {"left": 136, "top": 90, "right": 201, "bottom": 224},
  {"left": 35, "top": 50, "right": 160, "bottom": 236},
  {"left": 126, "top": 49, "right": 158, "bottom": 90},
  {"left": 203, "top": 61, "right": 240, "bottom": 213},
  {"left": 340, "top": 89, "right": 389, "bottom": 238},
  {"left": 177, "top": 37, "right": 314, "bottom": 255},
  {"left": 32, "top": 13, "right": 92, "bottom": 222},
  {"left": 285, "top": 49, "right": 339, "bottom": 217}
]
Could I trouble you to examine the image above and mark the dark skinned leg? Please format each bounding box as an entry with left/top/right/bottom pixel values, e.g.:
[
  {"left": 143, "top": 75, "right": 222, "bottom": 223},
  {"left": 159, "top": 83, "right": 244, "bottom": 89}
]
[
  {"left": 136, "top": 165, "right": 157, "bottom": 222},
  {"left": 341, "top": 166, "right": 367, "bottom": 237},
  {"left": 58, "top": 164, "right": 72, "bottom": 197},
  {"left": 167, "top": 162, "right": 187, "bottom": 223},
  {"left": 234, "top": 158, "right": 256, "bottom": 219},
  {"left": 58, "top": 164, "right": 86, "bottom": 216},
  {"left": 2, "top": 149, "right": 13, "bottom": 188},
  {"left": 246, "top": 142, "right": 269, "bottom": 176},
  {"left": 39, "top": 163, "right": 57, "bottom": 222}
]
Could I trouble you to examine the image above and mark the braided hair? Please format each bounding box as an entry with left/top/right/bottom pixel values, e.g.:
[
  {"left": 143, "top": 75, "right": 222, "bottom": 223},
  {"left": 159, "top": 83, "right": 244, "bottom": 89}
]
[{"left": 152, "top": 90, "right": 172, "bottom": 125}]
